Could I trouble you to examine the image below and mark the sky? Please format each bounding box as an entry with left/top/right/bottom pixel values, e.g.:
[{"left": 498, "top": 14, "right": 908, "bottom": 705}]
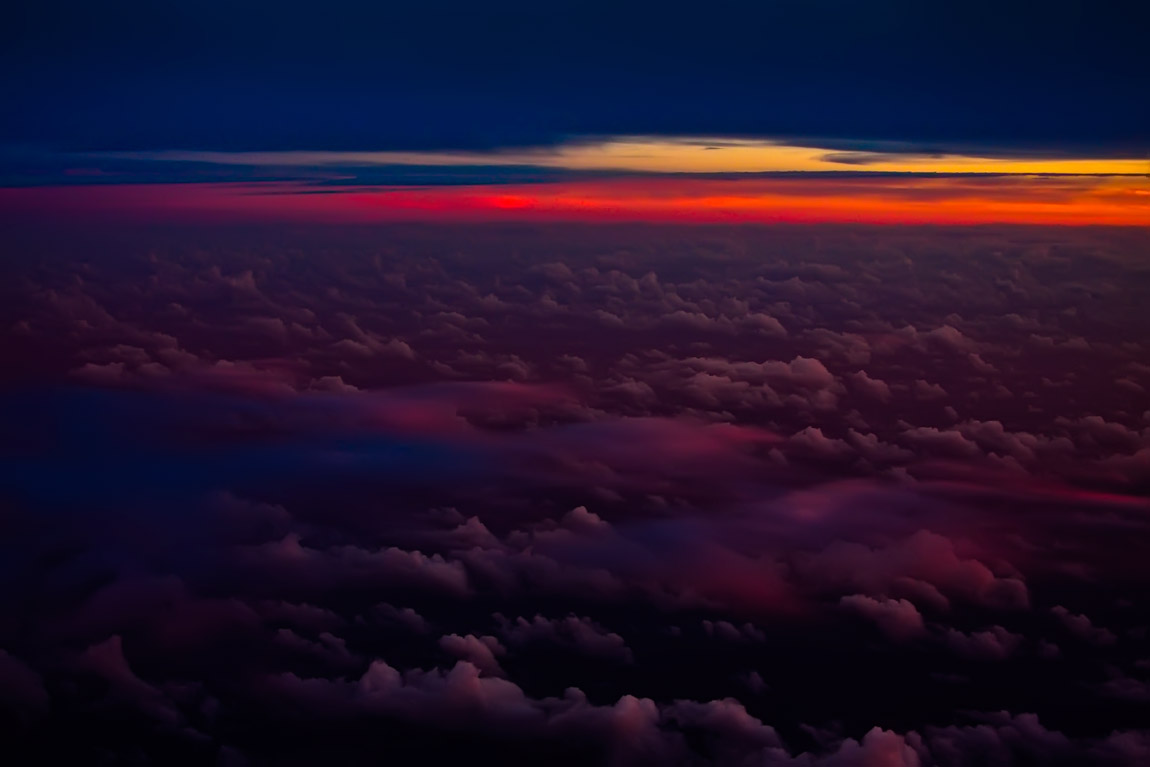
[
  {"left": 3, "top": 3, "right": 1150, "bottom": 766},
  {"left": 2, "top": 0, "right": 1148, "bottom": 225}
]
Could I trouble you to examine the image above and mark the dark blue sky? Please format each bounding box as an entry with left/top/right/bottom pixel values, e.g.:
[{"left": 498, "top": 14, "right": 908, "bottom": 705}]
[{"left": 4, "top": 0, "right": 1148, "bottom": 155}]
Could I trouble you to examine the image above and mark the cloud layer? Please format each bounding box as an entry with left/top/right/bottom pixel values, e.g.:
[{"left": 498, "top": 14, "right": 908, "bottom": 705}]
[{"left": 1, "top": 224, "right": 1148, "bottom": 765}]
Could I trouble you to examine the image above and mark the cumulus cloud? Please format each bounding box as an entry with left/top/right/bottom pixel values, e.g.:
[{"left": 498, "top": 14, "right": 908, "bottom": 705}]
[
  {"left": 941, "top": 626, "right": 1025, "bottom": 661},
  {"left": 797, "top": 531, "right": 1030, "bottom": 610},
  {"left": 840, "top": 595, "right": 927, "bottom": 641},
  {"left": 438, "top": 634, "right": 507, "bottom": 677},
  {"left": 498, "top": 614, "right": 634, "bottom": 663}
]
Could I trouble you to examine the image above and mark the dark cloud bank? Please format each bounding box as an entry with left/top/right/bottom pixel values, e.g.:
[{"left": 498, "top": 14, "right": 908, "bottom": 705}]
[{"left": 1, "top": 224, "right": 1149, "bottom": 765}]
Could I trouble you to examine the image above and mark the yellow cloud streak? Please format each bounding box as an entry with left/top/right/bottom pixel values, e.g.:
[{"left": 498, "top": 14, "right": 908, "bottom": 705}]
[
  {"left": 107, "top": 138, "right": 1150, "bottom": 175},
  {"left": 551, "top": 139, "right": 1150, "bottom": 175}
]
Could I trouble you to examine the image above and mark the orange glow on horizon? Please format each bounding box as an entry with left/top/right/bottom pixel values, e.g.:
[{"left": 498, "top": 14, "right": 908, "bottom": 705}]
[{"left": 1, "top": 175, "right": 1147, "bottom": 227}]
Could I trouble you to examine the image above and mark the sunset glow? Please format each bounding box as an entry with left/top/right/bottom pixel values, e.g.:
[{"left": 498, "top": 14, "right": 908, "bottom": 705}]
[{"left": 6, "top": 174, "right": 1147, "bottom": 226}]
